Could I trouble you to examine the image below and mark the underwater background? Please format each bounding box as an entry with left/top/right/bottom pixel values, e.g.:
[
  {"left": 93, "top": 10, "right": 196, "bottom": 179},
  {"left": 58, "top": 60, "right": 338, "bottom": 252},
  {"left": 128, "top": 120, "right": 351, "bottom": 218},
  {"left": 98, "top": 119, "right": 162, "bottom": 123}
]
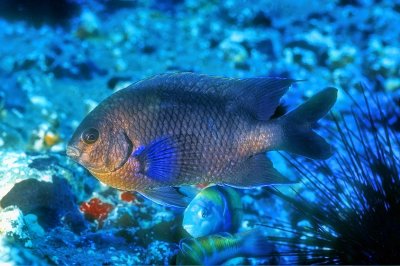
[{"left": 0, "top": 0, "right": 399, "bottom": 265}]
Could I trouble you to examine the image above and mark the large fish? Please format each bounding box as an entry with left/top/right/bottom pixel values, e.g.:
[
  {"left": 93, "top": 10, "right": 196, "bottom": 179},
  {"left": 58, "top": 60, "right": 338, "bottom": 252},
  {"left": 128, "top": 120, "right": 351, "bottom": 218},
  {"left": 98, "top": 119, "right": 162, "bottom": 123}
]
[{"left": 67, "top": 73, "right": 337, "bottom": 207}]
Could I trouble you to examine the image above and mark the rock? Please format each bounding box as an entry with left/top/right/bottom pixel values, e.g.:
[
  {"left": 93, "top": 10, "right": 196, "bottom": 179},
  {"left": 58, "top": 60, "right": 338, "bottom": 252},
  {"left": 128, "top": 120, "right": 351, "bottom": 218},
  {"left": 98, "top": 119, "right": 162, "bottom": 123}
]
[
  {"left": 0, "top": 0, "right": 81, "bottom": 26},
  {"left": 0, "top": 124, "right": 24, "bottom": 151},
  {"left": 142, "top": 45, "right": 157, "bottom": 54},
  {"left": 235, "top": 61, "right": 250, "bottom": 70},
  {"left": 100, "top": 0, "right": 138, "bottom": 13},
  {"left": 75, "top": 10, "right": 100, "bottom": 39},
  {"left": 24, "top": 214, "right": 45, "bottom": 237},
  {"left": 328, "top": 45, "right": 357, "bottom": 69},
  {"left": 385, "top": 78, "right": 400, "bottom": 92},
  {"left": 107, "top": 76, "right": 132, "bottom": 90},
  {"left": 146, "top": 240, "right": 178, "bottom": 265},
  {"left": 337, "top": 0, "right": 363, "bottom": 6},
  {"left": 51, "top": 59, "right": 107, "bottom": 80},
  {"left": 0, "top": 77, "right": 29, "bottom": 113},
  {"left": 254, "top": 39, "right": 276, "bottom": 58},
  {"left": 249, "top": 11, "right": 272, "bottom": 27},
  {"left": 0, "top": 206, "right": 31, "bottom": 247},
  {"left": 0, "top": 152, "right": 95, "bottom": 233},
  {"left": 219, "top": 35, "right": 249, "bottom": 66},
  {"left": 0, "top": 176, "right": 86, "bottom": 233}
]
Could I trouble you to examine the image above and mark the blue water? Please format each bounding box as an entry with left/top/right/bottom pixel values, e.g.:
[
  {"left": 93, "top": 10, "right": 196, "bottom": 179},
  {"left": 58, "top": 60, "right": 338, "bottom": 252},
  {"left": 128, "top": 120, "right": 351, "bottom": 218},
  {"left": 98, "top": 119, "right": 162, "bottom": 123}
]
[{"left": 0, "top": 0, "right": 399, "bottom": 265}]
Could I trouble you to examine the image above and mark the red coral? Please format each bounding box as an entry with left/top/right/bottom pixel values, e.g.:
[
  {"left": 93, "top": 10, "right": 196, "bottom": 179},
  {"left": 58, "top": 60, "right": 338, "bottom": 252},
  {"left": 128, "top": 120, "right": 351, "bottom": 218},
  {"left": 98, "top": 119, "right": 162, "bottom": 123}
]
[
  {"left": 120, "top": 191, "right": 136, "bottom": 202},
  {"left": 79, "top": 198, "right": 114, "bottom": 226}
]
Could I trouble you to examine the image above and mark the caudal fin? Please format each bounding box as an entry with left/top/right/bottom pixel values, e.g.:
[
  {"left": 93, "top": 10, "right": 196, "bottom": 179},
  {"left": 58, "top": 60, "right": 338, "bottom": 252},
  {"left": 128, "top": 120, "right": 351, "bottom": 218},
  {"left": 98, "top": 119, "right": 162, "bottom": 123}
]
[{"left": 279, "top": 88, "right": 338, "bottom": 160}]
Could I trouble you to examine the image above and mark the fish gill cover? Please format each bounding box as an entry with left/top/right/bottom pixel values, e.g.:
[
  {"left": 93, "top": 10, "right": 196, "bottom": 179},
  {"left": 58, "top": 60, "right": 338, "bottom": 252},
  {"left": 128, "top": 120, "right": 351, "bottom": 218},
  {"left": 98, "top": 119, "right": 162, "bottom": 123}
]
[{"left": 0, "top": 0, "right": 399, "bottom": 265}]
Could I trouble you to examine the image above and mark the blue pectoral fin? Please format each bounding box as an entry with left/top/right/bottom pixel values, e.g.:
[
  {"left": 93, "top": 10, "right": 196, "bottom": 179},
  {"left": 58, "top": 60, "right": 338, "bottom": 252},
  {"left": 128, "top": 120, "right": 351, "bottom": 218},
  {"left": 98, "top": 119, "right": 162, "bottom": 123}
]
[
  {"left": 134, "top": 136, "right": 201, "bottom": 182},
  {"left": 139, "top": 187, "right": 188, "bottom": 208},
  {"left": 224, "top": 154, "right": 294, "bottom": 189},
  {"left": 135, "top": 137, "right": 181, "bottom": 182}
]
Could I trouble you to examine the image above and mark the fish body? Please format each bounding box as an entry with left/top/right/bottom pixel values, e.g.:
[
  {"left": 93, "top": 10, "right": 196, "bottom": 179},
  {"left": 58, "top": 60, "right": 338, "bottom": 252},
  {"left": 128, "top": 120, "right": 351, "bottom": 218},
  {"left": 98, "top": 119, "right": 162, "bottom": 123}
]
[
  {"left": 67, "top": 73, "right": 337, "bottom": 207},
  {"left": 183, "top": 185, "right": 243, "bottom": 238},
  {"left": 176, "top": 228, "right": 272, "bottom": 265}
]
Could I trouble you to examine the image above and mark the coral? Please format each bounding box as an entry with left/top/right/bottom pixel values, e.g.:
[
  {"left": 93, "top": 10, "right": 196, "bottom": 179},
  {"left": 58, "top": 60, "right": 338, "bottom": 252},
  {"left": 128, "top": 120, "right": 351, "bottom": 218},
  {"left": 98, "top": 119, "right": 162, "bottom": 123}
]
[
  {"left": 43, "top": 131, "right": 61, "bottom": 148},
  {"left": 120, "top": 191, "right": 137, "bottom": 203},
  {"left": 80, "top": 198, "right": 114, "bottom": 227}
]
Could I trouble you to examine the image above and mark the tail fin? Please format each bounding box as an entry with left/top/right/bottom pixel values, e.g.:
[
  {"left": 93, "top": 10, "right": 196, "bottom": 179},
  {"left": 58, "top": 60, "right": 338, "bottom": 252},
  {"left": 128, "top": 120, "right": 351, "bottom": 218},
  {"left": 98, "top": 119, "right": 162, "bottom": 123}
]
[{"left": 279, "top": 88, "right": 338, "bottom": 160}]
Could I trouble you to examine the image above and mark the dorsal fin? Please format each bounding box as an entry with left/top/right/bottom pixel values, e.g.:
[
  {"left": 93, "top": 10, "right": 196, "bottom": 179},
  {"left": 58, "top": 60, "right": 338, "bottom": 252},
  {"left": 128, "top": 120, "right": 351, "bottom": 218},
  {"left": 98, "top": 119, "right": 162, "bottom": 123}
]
[
  {"left": 131, "top": 72, "right": 239, "bottom": 97},
  {"left": 234, "top": 77, "right": 294, "bottom": 120},
  {"left": 130, "top": 72, "right": 295, "bottom": 121}
]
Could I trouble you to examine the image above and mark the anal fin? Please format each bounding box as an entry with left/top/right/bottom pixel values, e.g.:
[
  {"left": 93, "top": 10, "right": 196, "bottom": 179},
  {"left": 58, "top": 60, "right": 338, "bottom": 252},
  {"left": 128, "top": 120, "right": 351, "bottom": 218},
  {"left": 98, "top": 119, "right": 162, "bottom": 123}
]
[
  {"left": 224, "top": 154, "right": 293, "bottom": 189},
  {"left": 139, "top": 187, "right": 188, "bottom": 208}
]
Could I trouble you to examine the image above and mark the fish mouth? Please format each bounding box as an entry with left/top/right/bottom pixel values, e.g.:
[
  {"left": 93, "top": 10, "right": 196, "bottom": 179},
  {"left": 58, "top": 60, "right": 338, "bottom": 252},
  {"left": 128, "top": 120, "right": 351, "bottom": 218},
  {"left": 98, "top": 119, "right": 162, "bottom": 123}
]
[
  {"left": 66, "top": 146, "right": 81, "bottom": 160},
  {"left": 66, "top": 146, "right": 109, "bottom": 174},
  {"left": 183, "top": 225, "right": 194, "bottom": 234}
]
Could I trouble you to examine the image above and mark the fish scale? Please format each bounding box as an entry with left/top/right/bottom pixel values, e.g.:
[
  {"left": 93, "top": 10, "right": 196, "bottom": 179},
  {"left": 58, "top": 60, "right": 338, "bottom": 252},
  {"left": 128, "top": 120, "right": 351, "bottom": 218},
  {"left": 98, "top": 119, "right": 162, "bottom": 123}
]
[
  {"left": 130, "top": 88, "right": 250, "bottom": 185},
  {"left": 67, "top": 72, "right": 337, "bottom": 207}
]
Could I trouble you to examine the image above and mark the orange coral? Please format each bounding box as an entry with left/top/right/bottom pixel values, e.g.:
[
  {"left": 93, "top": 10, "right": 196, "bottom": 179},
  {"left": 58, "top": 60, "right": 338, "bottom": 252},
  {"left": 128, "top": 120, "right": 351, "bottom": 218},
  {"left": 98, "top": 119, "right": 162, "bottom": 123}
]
[
  {"left": 43, "top": 131, "right": 60, "bottom": 147},
  {"left": 120, "top": 191, "right": 136, "bottom": 202}
]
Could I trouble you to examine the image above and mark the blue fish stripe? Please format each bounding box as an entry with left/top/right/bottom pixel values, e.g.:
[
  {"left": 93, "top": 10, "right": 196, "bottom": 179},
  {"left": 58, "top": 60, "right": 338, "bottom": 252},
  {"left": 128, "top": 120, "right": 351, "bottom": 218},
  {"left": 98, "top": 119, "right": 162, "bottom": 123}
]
[{"left": 215, "top": 186, "right": 232, "bottom": 232}]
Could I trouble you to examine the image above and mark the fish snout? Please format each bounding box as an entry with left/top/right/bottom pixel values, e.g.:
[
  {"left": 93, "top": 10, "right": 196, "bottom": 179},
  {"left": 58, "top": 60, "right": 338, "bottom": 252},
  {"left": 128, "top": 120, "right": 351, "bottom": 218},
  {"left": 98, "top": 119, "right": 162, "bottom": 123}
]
[
  {"left": 66, "top": 146, "right": 81, "bottom": 159},
  {"left": 183, "top": 224, "right": 195, "bottom": 235}
]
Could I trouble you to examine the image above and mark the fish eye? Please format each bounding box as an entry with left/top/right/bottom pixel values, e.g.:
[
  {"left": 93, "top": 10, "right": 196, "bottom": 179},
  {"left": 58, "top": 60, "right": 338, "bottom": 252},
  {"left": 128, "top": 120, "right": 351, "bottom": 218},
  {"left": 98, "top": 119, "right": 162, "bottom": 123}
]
[
  {"left": 81, "top": 128, "right": 99, "bottom": 144},
  {"left": 199, "top": 208, "right": 209, "bottom": 218}
]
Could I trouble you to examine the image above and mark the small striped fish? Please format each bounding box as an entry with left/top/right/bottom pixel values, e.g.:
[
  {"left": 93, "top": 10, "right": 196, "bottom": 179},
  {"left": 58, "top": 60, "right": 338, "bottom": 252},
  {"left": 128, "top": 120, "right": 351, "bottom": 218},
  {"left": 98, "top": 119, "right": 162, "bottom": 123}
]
[{"left": 177, "top": 228, "right": 272, "bottom": 265}]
